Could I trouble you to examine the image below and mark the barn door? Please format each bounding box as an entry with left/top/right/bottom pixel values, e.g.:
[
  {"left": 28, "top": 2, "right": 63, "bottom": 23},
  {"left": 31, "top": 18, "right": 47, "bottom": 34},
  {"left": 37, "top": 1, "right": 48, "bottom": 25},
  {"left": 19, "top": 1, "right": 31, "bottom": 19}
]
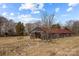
[{"left": 35, "top": 32, "right": 41, "bottom": 38}]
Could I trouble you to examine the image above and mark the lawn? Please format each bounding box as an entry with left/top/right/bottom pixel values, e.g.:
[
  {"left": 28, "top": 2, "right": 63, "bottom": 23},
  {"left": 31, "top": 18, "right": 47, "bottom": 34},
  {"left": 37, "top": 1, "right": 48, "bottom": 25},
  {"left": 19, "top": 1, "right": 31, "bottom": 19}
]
[{"left": 0, "top": 36, "right": 79, "bottom": 56}]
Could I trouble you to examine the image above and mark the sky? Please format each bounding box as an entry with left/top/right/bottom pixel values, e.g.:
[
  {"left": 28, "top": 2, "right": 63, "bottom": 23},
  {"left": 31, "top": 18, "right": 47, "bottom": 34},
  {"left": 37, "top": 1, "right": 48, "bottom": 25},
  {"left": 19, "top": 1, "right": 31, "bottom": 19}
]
[{"left": 0, "top": 3, "right": 79, "bottom": 25}]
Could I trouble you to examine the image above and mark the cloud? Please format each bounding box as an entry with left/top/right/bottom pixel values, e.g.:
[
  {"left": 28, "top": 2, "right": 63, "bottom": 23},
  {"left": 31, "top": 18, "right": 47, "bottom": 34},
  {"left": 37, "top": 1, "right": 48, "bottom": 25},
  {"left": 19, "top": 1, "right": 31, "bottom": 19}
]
[
  {"left": 19, "top": 3, "right": 44, "bottom": 11},
  {"left": 10, "top": 13, "right": 14, "bottom": 16},
  {"left": 19, "top": 3, "right": 35, "bottom": 11},
  {"left": 2, "top": 12, "right": 7, "bottom": 16},
  {"left": 18, "top": 14, "right": 41, "bottom": 23},
  {"left": 18, "top": 14, "right": 31, "bottom": 19},
  {"left": 2, "top": 4, "right": 7, "bottom": 8},
  {"left": 67, "top": 3, "right": 78, "bottom": 12},
  {"left": 55, "top": 8, "right": 60, "bottom": 12},
  {"left": 67, "top": 7, "right": 73, "bottom": 12},
  {"left": 32, "top": 11, "right": 40, "bottom": 14},
  {"left": 68, "top": 3, "right": 79, "bottom": 7},
  {"left": 19, "top": 3, "right": 44, "bottom": 14},
  {"left": 38, "top": 4, "right": 44, "bottom": 10}
]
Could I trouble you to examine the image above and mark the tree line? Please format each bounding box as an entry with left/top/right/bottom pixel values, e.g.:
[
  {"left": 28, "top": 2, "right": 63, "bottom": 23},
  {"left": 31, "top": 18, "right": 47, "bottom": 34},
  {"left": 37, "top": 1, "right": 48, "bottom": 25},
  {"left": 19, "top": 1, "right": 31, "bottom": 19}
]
[
  {"left": 0, "top": 16, "right": 42, "bottom": 36},
  {"left": 0, "top": 16, "right": 24, "bottom": 36},
  {"left": 0, "top": 11, "right": 79, "bottom": 36}
]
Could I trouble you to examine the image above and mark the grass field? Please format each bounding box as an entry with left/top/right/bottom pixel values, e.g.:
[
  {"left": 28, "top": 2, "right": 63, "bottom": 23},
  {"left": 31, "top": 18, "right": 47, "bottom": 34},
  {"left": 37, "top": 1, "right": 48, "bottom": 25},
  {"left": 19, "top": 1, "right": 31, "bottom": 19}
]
[{"left": 0, "top": 36, "right": 79, "bottom": 56}]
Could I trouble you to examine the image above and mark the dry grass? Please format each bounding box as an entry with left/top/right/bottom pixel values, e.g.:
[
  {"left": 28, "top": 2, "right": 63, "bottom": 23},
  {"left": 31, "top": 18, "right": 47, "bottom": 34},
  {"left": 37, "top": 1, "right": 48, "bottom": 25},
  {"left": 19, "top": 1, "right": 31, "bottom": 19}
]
[{"left": 0, "top": 36, "right": 79, "bottom": 56}]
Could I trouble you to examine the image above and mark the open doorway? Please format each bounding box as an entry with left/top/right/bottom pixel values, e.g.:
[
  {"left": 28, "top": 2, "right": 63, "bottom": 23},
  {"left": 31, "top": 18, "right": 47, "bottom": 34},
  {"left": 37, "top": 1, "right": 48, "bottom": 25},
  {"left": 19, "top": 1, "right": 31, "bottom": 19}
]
[{"left": 34, "top": 32, "right": 41, "bottom": 38}]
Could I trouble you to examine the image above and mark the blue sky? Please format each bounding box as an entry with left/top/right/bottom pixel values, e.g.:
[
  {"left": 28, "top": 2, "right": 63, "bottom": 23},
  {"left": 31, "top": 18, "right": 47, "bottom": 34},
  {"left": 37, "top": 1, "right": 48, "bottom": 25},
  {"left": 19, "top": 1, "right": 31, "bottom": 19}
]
[{"left": 0, "top": 3, "right": 79, "bottom": 25}]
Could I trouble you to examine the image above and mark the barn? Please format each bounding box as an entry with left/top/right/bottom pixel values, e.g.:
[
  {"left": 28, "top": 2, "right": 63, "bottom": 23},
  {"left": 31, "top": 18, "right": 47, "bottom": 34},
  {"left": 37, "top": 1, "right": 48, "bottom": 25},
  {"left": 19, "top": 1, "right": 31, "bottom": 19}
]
[{"left": 30, "top": 27, "right": 73, "bottom": 40}]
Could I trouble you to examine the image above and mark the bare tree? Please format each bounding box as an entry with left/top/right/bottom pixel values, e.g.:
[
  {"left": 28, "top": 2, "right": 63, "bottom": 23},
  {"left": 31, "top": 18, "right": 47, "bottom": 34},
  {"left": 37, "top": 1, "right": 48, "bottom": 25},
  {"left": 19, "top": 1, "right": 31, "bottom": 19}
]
[
  {"left": 41, "top": 11, "right": 55, "bottom": 28},
  {"left": 7, "top": 20, "right": 16, "bottom": 36},
  {"left": 0, "top": 16, "right": 8, "bottom": 36},
  {"left": 25, "top": 23, "right": 33, "bottom": 35},
  {"left": 0, "top": 16, "right": 16, "bottom": 36},
  {"left": 66, "top": 20, "right": 74, "bottom": 30},
  {"left": 33, "top": 20, "right": 42, "bottom": 27},
  {"left": 72, "top": 20, "right": 79, "bottom": 35},
  {"left": 66, "top": 20, "right": 79, "bottom": 35}
]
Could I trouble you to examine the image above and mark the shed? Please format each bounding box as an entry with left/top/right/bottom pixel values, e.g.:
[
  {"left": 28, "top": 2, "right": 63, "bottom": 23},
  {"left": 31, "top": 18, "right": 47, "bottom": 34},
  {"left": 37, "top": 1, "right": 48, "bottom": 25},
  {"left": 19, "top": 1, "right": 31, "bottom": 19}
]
[{"left": 30, "top": 27, "right": 73, "bottom": 40}]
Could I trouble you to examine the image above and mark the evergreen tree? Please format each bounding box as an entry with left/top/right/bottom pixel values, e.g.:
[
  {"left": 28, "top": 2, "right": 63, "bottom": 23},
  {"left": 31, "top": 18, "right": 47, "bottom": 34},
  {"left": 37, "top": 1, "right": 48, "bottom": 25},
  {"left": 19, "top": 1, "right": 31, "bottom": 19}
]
[
  {"left": 15, "top": 22, "right": 25, "bottom": 35},
  {"left": 52, "top": 24, "right": 61, "bottom": 28}
]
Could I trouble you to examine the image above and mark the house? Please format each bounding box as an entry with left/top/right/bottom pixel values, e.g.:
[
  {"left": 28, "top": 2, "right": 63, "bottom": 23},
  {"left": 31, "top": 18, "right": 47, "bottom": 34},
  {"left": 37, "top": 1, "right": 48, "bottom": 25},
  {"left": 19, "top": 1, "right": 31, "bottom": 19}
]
[{"left": 30, "top": 27, "right": 73, "bottom": 40}]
